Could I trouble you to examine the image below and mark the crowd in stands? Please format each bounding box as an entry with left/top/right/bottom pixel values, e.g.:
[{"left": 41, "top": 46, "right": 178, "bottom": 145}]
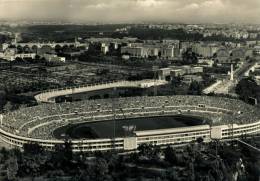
[{"left": 1, "top": 95, "right": 260, "bottom": 140}]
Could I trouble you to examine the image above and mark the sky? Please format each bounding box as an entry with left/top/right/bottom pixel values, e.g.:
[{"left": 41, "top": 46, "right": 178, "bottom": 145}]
[{"left": 0, "top": 0, "right": 260, "bottom": 24}]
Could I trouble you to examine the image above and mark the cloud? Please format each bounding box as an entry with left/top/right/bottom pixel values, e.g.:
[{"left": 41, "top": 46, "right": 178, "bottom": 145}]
[{"left": 0, "top": 0, "right": 259, "bottom": 23}]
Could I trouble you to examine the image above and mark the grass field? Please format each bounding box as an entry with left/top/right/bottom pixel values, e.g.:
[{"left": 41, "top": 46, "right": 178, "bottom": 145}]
[{"left": 53, "top": 115, "right": 206, "bottom": 139}]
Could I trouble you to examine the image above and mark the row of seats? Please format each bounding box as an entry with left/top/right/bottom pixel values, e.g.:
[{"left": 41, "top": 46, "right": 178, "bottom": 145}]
[{"left": 2, "top": 95, "right": 260, "bottom": 139}]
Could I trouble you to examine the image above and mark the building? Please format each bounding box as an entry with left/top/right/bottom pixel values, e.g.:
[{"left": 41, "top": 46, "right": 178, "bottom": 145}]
[
  {"left": 122, "top": 55, "right": 130, "bottom": 60},
  {"left": 121, "top": 46, "right": 144, "bottom": 58},
  {"left": 230, "top": 48, "right": 245, "bottom": 60},
  {"left": 0, "top": 48, "right": 16, "bottom": 61},
  {"left": 192, "top": 43, "right": 219, "bottom": 57},
  {"left": 158, "top": 68, "right": 172, "bottom": 80},
  {"left": 249, "top": 33, "right": 258, "bottom": 39},
  {"left": 245, "top": 49, "right": 253, "bottom": 58},
  {"left": 121, "top": 43, "right": 175, "bottom": 59},
  {"left": 198, "top": 58, "right": 214, "bottom": 67},
  {"left": 15, "top": 53, "right": 36, "bottom": 59},
  {"left": 180, "top": 41, "right": 193, "bottom": 54},
  {"left": 253, "top": 46, "right": 260, "bottom": 55},
  {"left": 246, "top": 40, "right": 257, "bottom": 47},
  {"left": 182, "top": 75, "right": 203, "bottom": 84},
  {"left": 216, "top": 48, "right": 230, "bottom": 64},
  {"left": 64, "top": 50, "right": 87, "bottom": 57},
  {"left": 111, "top": 42, "right": 119, "bottom": 50},
  {"left": 101, "top": 43, "right": 109, "bottom": 54},
  {"left": 161, "top": 46, "right": 175, "bottom": 59},
  {"left": 0, "top": 43, "right": 9, "bottom": 52},
  {"left": 158, "top": 65, "right": 203, "bottom": 80},
  {"left": 170, "top": 66, "right": 203, "bottom": 79},
  {"left": 43, "top": 54, "right": 66, "bottom": 63},
  {"left": 0, "top": 48, "right": 36, "bottom": 61}
]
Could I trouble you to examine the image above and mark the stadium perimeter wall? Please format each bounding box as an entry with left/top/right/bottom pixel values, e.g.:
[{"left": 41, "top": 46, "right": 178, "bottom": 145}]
[{"left": 0, "top": 120, "right": 260, "bottom": 152}]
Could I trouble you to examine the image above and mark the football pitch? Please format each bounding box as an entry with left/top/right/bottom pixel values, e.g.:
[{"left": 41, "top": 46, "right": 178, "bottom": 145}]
[{"left": 53, "top": 115, "right": 206, "bottom": 139}]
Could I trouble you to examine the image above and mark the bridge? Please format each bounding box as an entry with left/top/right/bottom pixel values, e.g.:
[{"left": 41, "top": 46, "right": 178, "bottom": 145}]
[
  {"left": 35, "top": 79, "right": 168, "bottom": 103},
  {"left": 14, "top": 42, "right": 88, "bottom": 49}
]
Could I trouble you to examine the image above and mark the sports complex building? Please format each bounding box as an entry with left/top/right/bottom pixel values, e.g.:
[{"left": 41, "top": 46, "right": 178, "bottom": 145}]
[{"left": 1, "top": 94, "right": 260, "bottom": 152}]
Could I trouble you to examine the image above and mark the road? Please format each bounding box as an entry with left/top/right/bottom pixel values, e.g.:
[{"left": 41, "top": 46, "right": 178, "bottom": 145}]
[
  {"left": 228, "top": 59, "right": 259, "bottom": 94},
  {"left": 205, "top": 59, "right": 259, "bottom": 95}
]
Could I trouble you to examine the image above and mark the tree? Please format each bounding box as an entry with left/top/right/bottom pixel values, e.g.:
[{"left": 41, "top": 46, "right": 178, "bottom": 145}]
[
  {"left": 188, "top": 81, "right": 202, "bottom": 95},
  {"left": 137, "top": 143, "right": 154, "bottom": 157},
  {"left": 3, "top": 101, "right": 13, "bottom": 112},
  {"left": 235, "top": 77, "right": 258, "bottom": 103},
  {"left": 15, "top": 57, "right": 23, "bottom": 62},
  {"left": 171, "top": 75, "right": 182, "bottom": 86},
  {"left": 23, "top": 45, "right": 31, "bottom": 53},
  {"left": 164, "top": 146, "right": 177, "bottom": 165},
  {"left": 16, "top": 45, "right": 23, "bottom": 53},
  {"left": 31, "top": 45, "right": 38, "bottom": 53},
  {"left": 182, "top": 48, "right": 198, "bottom": 65},
  {"left": 55, "top": 45, "right": 62, "bottom": 53},
  {"left": 52, "top": 140, "right": 73, "bottom": 171},
  {"left": 7, "top": 157, "right": 18, "bottom": 180},
  {"left": 196, "top": 137, "right": 204, "bottom": 144},
  {"left": 23, "top": 143, "right": 43, "bottom": 155},
  {"left": 96, "top": 68, "right": 109, "bottom": 76},
  {"left": 94, "top": 158, "right": 110, "bottom": 181},
  {"left": 0, "top": 147, "right": 9, "bottom": 161}
]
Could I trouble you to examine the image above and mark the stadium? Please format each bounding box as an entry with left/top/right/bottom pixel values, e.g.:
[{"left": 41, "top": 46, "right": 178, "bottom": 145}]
[{"left": 0, "top": 95, "right": 260, "bottom": 152}]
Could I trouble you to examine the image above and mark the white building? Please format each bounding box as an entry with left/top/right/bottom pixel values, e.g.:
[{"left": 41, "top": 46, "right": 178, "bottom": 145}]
[
  {"left": 253, "top": 46, "right": 260, "bottom": 55},
  {"left": 121, "top": 46, "right": 144, "bottom": 58},
  {"left": 192, "top": 43, "right": 219, "bottom": 57},
  {"left": 43, "top": 54, "right": 66, "bottom": 63},
  {"left": 158, "top": 65, "right": 203, "bottom": 80},
  {"left": 121, "top": 44, "right": 175, "bottom": 59},
  {"left": 15, "top": 53, "right": 36, "bottom": 59},
  {"left": 161, "top": 46, "right": 174, "bottom": 59},
  {"left": 0, "top": 43, "right": 9, "bottom": 51},
  {"left": 198, "top": 58, "right": 214, "bottom": 67},
  {"left": 182, "top": 75, "right": 203, "bottom": 84},
  {"left": 0, "top": 48, "right": 36, "bottom": 61},
  {"left": 101, "top": 43, "right": 109, "bottom": 54}
]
